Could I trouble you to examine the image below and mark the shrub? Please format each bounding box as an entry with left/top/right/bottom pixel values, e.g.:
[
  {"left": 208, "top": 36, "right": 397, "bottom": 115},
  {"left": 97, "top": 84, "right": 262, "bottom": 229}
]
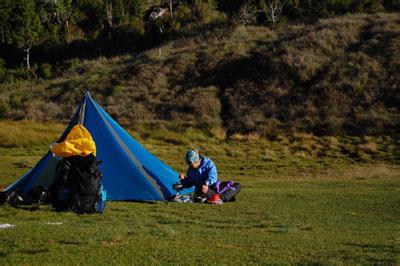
[
  {"left": 67, "top": 58, "right": 81, "bottom": 70},
  {"left": 40, "top": 63, "right": 52, "bottom": 79},
  {"left": 0, "top": 58, "right": 6, "bottom": 81},
  {"left": 24, "top": 100, "right": 63, "bottom": 121},
  {"left": 364, "top": 0, "right": 385, "bottom": 13},
  {"left": 130, "top": 18, "right": 145, "bottom": 35},
  {"left": 6, "top": 68, "right": 35, "bottom": 81},
  {"left": 195, "top": 2, "right": 226, "bottom": 24},
  {"left": 234, "top": 2, "right": 258, "bottom": 25},
  {"left": 9, "top": 93, "right": 24, "bottom": 109},
  {"left": 0, "top": 97, "right": 9, "bottom": 118},
  {"left": 188, "top": 86, "right": 222, "bottom": 127},
  {"left": 111, "top": 85, "right": 125, "bottom": 96}
]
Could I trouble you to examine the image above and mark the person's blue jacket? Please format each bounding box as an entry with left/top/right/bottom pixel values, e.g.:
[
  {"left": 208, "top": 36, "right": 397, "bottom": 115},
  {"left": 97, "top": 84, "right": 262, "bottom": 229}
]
[{"left": 186, "top": 156, "right": 218, "bottom": 187}]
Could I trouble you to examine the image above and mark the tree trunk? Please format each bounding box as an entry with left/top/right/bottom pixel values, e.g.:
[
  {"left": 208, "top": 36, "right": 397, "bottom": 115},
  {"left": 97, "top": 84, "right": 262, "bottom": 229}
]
[
  {"left": 24, "top": 47, "right": 31, "bottom": 70},
  {"left": 65, "top": 20, "right": 70, "bottom": 43},
  {"left": 106, "top": 1, "right": 113, "bottom": 29},
  {"left": 158, "top": 26, "right": 163, "bottom": 55},
  {"left": 270, "top": 6, "right": 275, "bottom": 23},
  {"left": 1, "top": 27, "right": 4, "bottom": 44},
  {"left": 169, "top": 0, "right": 174, "bottom": 19},
  {"left": 268, "top": 3, "right": 277, "bottom": 24},
  {"left": 265, "top": 0, "right": 287, "bottom": 24}
]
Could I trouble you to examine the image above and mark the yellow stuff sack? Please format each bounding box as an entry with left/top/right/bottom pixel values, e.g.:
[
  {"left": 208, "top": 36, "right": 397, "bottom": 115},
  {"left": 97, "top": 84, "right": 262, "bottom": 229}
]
[{"left": 51, "top": 124, "right": 96, "bottom": 157}]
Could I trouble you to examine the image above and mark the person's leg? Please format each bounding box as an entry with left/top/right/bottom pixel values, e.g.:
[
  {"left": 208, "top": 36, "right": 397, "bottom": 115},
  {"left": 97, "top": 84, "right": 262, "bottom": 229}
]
[
  {"left": 206, "top": 184, "right": 217, "bottom": 198},
  {"left": 193, "top": 185, "right": 204, "bottom": 202},
  {"left": 193, "top": 184, "right": 217, "bottom": 202}
]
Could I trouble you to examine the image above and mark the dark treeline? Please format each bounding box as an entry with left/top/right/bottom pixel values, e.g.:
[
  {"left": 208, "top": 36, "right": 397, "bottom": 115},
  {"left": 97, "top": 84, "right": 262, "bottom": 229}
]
[{"left": 0, "top": 0, "right": 399, "bottom": 81}]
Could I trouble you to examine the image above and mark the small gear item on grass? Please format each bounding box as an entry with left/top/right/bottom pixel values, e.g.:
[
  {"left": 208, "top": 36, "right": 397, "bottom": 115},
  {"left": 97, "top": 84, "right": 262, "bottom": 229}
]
[{"left": 207, "top": 194, "right": 223, "bottom": 205}]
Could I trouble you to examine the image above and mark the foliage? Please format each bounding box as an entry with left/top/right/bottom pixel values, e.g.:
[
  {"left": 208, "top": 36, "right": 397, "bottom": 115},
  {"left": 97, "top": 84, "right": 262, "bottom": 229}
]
[
  {"left": 0, "top": 57, "right": 6, "bottom": 81},
  {"left": 7, "top": 0, "right": 44, "bottom": 69},
  {"left": 0, "top": 0, "right": 397, "bottom": 70},
  {"left": 39, "top": 63, "right": 52, "bottom": 79},
  {"left": 8, "top": 1, "right": 44, "bottom": 48},
  {"left": 0, "top": 97, "right": 9, "bottom": 118},
  {"left": 260, "top": 0, "right": 288, "bottom": 24},
  {"left": 234, "top": 1, "right": 258, "bottom": 25},
  {"left": 40, "top": 0, "right": 74, "bottom": 41},
  {"left": 129, "top": 0, "right": 145, "bottom": 18},
  {"left": 0, "top": 0, "right": 13, "bottom": 44}
]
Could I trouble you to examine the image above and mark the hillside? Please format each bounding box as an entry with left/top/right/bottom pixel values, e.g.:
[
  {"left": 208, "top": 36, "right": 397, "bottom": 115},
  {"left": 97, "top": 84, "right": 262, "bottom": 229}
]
[{"left": 0, "top": 12, "right": 399, "bottom": 137}]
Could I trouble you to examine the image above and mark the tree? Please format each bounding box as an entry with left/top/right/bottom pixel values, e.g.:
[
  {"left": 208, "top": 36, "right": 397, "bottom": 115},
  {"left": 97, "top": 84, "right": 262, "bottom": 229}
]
[
  {"left": 235, "top": 1, "right": 258, "bottom": 25},
  {"left": 129, "top": 0, "right": 145, "bottom": 19},
  {"left": 75, "top": 0, "right": 105, "bottom": 35},
  {"left": 114, "top": 0, "right": 126, "bottom": 24},
  {"left": 104, "top": 0, "right": 126, "bottom": 29},
  {"left": 39, "top": 0, "right": 74, "bottom": 42},
  {"left": 104, "top": 0, "right": 145, "bottom": 31},
  {"left": 0, "top": 0, "right": 12, "bottom": 44},
  {"left": 384, "top": 0, "right": 400, "bottom": 10},
  {"left": 260, "top": 0, "right": 288, "bottom": 24},
  {"left": 9, "top": 1, "right": 44, "bottom": 70},
  {"left": 38, "top": 0, "right": 74, "bottom": 42},
  {"left": 105, "top": 0, "right": 113, "bottom": 29}
]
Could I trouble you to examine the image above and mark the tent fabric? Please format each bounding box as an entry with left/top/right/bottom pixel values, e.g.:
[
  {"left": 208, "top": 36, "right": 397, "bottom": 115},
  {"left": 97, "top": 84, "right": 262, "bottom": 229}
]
[
  {"left": 4, "top": 92, "right": 193, "bottom": 201},
  {"left": 51, "top": 124, "right": 96, "bottom": 158}
]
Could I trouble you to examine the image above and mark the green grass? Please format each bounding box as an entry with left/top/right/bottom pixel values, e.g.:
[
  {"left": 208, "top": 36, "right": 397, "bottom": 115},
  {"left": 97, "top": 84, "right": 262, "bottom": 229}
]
[{"left": 0, "top": 121, "right": 399, "bottom": 264}]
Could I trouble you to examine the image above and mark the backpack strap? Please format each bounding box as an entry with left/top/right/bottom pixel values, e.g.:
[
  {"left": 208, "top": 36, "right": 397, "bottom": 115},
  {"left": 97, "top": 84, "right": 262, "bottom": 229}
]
[{"left": 216, "top": 181, "right": 235, "bottom": 195}]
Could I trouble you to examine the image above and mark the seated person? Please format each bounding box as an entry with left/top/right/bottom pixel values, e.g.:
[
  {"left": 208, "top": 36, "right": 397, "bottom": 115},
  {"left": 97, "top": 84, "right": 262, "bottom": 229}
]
[
  {"left": 179, "top": 150, "right": 241, "bottom": 203},
  {"left": 179, "top": 150, "right": 219, "bottom": 202}
]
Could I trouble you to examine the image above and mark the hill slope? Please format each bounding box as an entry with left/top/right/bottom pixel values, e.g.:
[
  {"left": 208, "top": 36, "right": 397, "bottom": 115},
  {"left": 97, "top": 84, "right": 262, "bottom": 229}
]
[{"left": 0, "top": 13, "right": 399, "bottom": 137}]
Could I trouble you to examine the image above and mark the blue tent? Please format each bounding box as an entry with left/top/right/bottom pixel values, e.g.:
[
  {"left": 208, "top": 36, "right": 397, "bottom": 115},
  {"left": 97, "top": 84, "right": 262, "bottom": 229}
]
[{"left": 5, "top": 92, "right": 191, "bottom": 201}]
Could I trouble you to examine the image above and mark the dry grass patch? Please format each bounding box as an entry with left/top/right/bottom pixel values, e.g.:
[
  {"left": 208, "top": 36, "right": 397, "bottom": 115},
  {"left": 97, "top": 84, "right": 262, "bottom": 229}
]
[
  {"left": 0, "top": 120, "right": 64, "bottom": 148},
  {"left": 323, "top": 164, "right": 400, "bottom": 180},
  {"left": 0, "top": 13, "right": 399, "bottom": 136}
]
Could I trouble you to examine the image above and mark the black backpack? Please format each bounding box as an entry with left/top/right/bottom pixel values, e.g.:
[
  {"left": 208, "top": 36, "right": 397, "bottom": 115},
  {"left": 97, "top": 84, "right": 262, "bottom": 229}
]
[{"left": 50, "top": 154, "right": 102, "bottom": 214}]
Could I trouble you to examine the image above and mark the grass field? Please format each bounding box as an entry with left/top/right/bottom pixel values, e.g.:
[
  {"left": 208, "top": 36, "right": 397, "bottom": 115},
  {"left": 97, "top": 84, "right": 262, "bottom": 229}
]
[{"left": 0, "top": 121, "right": 399, "bottom": 264}]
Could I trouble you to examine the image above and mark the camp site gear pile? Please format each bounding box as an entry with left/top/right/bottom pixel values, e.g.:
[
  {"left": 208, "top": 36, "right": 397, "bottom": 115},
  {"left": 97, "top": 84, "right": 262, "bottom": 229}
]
[
  {"left": 3, "top": 92, "right": 193, "bottom": 202},
  {"left": 48, "top": 124, "right": 103, "bottom": 214},
  {"left": 50, "top": 153, "right": 103, "bottom": 214}
]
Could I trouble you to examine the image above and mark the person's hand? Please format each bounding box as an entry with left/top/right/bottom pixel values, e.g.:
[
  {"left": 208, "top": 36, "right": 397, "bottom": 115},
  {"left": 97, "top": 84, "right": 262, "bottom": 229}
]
[
  {"left": 179, "top": 173, "right": 185, "bottom": 180},
  {"left": 202, "top": 185, "right": 208, "bottom": 194}
]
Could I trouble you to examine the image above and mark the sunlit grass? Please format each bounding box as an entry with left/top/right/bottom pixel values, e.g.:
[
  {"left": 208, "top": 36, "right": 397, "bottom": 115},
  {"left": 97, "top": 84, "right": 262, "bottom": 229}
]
[{"left": 0, "top": 121, "right": 399, "bottom": 264}]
